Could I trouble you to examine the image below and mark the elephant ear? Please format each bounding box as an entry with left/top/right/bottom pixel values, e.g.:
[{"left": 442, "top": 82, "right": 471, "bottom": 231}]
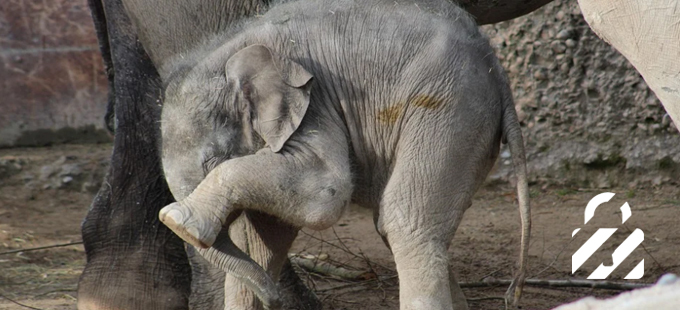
[{"left": 225, "top": 44, "right": 313, "bottom": 152}]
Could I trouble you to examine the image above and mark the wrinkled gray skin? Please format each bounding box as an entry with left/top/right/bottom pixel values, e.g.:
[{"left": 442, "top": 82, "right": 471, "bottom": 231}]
[
  {"left": 157, "top": 0, "right": 531, "bottom": 309},
  {"left": 116, "top": 1, "right": 321, "bottom": 309}
]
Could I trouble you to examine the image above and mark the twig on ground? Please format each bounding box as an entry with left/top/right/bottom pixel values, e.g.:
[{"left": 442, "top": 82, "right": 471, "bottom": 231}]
[
  {"left": 299, "top": 232, "right": 364, "bottom": 260},
  {"left": 533, "top": 239, "right": 572, "bottom": 278},
  {"left": 330, "top": 226, "right": 390, "bottom": 293},
  {"left": 314, "top": 275, "right": 397, "bottom": 293},
  {"left": 292, "top": 251, "right": 651, "bottom": 292},
  {"left": 318, "top": 283, "right": 368, "bottom": 294},
  {"left": 292, "top": 259, "right": 319, "bottom": 291},
  {"left": 624, "top": 223, "right": 665, "bottom": 273},
  {"left": 297, "top": 231, "right": 359, "bottom": 269},
  {"left": 466, "top": 296, "right": 507, "bottom": 302},
  {"left": 477, "top": 268, "right": 502, "bottom": 281},
  {"left": 636, "top": 204, "right": 677, "bottom": 212},
  {"left": 315, "top": 281, "right": 363, "bottom": 293},
  {"left": 331, "top": 227, "right": 355, "bottom": 258},
  {"left": 0, "top": 293, "right": 44, "bottom": 310},
  {"left": 290, "top": 254, "right": 376, "bottom": 281},
  {"left": 466, "top": 295, "right": 509, "bottom": 310},
  {"left": 331, "top": 227, "right": 375, "bottom": 272},
  {"left": 462, "top": 278, "right": 651, "bottom": 290},
  {"left": 0, "top": 241, "right": 83, "bottom": 256},
  {"left": 34, "top": 288, "right": 77, "bottom": 298},
  {"left": 299, "top": 230, "right": 393, "bottom": 270}
]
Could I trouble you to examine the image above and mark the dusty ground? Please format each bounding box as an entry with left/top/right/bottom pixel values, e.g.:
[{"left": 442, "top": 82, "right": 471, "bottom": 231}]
[{"left": 0, "top": 144, "right": 678, "bottom": 310}]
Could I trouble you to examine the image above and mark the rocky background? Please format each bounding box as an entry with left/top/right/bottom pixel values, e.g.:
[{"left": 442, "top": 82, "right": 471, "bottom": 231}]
[{"left": 483, "top": 0, "right": 680, "bottom": 188}]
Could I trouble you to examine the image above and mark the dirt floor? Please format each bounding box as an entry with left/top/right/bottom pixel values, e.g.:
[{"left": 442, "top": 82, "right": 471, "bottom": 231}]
[{"left": 0, "top": 144, "right": 678, "bottom": 310}]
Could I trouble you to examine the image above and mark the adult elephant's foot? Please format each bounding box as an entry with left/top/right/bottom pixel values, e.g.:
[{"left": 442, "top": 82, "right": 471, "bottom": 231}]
[
  {"left": 159, "top": 201, "right": 224, "bottom": 249},
  {"left": 79, "top": 176, "right": 192, "bottom": 310}
]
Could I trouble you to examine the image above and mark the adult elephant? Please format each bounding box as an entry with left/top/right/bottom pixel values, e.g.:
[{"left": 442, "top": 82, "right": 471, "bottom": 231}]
[{"left": 78, "top": 0, "right": 678, "bottom": 309}]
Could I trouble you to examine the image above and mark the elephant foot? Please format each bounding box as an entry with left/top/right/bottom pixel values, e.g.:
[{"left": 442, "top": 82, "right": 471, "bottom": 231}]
[{"left": 159, "top": 202, "right": 222, "bottom": 248}]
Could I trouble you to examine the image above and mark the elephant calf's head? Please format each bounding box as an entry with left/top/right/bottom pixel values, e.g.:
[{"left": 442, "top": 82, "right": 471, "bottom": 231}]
[{"left": 160, "top": 44, "right": 314, "bottom": 200}]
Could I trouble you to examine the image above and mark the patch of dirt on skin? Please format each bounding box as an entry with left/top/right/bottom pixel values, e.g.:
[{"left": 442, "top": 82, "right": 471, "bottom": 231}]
[{"left": 1, "top": 144, "right": 679, "bottom": 310}]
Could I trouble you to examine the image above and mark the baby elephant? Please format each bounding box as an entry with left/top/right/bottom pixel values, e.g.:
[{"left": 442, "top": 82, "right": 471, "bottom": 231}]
[{"left": 158, "top": 0, "right": 530, "bottom": 309}]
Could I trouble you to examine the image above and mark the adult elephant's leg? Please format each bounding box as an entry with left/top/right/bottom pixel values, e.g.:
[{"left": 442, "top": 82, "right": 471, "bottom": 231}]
[
  {"left": 456, "top": 0, "right": 555, "bottom": 25},
  {"left": 188, "top": 211, "right": 322, "bottom": 310},
  {"left": 77, "top": 0, "right": 192, "bottom": 309},
  {"left": 577, "top": 0, "right": 680, "bottom": 130}
]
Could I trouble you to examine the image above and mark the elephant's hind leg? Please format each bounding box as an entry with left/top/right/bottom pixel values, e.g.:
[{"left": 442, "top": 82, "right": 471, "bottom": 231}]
[
  {"left": 373, "top": 210, "right": 469, "bottom": 310},
  {"left": 377, "top": 196, "right": 468, "bottom": 309},
  {"left": 376, "top": 167, "right": 472, "bottom": 309}
]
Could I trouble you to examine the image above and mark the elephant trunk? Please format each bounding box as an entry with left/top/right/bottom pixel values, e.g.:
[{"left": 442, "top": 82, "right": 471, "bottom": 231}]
[
  {"left": 159, "top": 200, "right": 281, "bottom": 308},
  {"left": 196, "top": 228, "right": 282, "bottom": 309}
]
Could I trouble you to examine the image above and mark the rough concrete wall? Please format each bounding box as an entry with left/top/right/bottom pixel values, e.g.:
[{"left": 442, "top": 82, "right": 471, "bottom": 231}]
[
  {"left": 0, "top": 0, "right": 110, "bottom": 147},
  {"left": 485, "top": 0, "right": 680, "bottom": 187}
]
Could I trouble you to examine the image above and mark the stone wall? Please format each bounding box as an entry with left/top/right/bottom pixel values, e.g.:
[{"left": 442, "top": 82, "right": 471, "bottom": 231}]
[
  {"left": 484, "top": 0, "right": 680, "bottom": 187},
  {"left": 0, "top": 0, "right": 110, "bottom": 147}
]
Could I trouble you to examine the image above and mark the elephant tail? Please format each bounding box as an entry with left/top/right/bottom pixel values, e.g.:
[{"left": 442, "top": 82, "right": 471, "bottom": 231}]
[{"left": 500, "top": 90, "right": 531, "bottom": 307}]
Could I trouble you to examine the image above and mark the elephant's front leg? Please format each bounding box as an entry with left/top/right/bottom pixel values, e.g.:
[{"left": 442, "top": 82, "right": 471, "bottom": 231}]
[
  {"left": 223, "top": 211, "right": 300, "bottom": 310},
  {"left": 159, "top": 144, "right": 353, "bottom": 251}
]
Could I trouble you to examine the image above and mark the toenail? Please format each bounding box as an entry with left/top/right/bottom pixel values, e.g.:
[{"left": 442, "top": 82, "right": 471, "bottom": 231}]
[{"left": 166, "top": 209, "right": 185, "bottom": 224}]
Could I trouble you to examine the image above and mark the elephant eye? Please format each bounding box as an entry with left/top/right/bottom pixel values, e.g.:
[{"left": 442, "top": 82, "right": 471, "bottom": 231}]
[{"left": 202, "top": 156, "right": 221, "bottom": 175}]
